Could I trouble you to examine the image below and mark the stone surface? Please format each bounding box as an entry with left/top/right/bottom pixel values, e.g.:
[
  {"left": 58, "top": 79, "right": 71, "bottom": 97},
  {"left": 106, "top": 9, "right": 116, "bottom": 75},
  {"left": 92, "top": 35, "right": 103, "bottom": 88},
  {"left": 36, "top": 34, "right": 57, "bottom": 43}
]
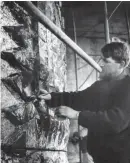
[{"left": 1, "top": 1, "right": 68, "bottom": 163}]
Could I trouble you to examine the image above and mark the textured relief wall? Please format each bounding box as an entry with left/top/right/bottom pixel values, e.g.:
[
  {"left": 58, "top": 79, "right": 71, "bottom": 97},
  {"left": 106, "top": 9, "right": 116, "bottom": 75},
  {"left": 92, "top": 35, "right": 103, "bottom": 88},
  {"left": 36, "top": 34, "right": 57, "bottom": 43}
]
[
  {"left": 38, "top": 2, "right": 67, "bottom": 92},
  {"left": 1, "top": 2, "right": 69, "bottom": 163}
]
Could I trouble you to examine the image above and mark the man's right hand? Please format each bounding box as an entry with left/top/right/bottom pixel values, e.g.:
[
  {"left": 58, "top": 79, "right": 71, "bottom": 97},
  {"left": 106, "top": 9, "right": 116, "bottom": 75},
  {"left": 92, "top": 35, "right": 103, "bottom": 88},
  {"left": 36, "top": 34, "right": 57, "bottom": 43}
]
[{"left": 38, "top": 89, "right": 51, "bottom": 100}]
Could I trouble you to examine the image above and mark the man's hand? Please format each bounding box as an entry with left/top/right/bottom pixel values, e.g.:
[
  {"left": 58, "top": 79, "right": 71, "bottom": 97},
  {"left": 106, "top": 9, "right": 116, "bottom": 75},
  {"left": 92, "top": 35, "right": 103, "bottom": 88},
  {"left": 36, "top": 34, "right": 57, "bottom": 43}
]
[
  {"left": 80, "top": 128, "right": 88, "bottom": 138},
  {"left": 38, "top": 89, "right": 51, "bottom": 100},
  {"left": 56, "top": 106, "right": 80, "bottom": 120}
]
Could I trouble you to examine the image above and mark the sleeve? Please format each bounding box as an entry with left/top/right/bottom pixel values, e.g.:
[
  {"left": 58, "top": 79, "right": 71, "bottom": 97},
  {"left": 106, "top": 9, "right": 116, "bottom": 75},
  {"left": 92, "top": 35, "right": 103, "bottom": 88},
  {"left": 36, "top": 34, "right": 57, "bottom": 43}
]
[
  {"left": 45, "top": 90, "right": 88, "bottom": 111},
  {"left": 78, "top": 85, "right": 130, "bottom": 134},
  {"left": 45, "top": 81, "right": 99, "bottom": 111}
]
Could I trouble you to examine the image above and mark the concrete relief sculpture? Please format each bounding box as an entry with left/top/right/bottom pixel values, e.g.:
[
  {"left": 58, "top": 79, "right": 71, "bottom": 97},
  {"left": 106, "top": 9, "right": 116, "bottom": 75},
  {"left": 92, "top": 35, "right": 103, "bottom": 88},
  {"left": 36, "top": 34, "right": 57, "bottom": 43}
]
[{"left": 1, "top": 1, "right": 69, "bottom": 163}]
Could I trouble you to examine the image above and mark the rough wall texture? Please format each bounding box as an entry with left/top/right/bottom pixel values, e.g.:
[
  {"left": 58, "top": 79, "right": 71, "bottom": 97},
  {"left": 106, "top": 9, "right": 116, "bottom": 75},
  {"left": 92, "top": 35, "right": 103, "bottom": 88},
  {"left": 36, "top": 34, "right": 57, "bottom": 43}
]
[
  {"left": 38, "top": 2, "right": 67, "bottom": 92},
  {"left": 1, "top": 1, "right": 69, "bottom": 163}
]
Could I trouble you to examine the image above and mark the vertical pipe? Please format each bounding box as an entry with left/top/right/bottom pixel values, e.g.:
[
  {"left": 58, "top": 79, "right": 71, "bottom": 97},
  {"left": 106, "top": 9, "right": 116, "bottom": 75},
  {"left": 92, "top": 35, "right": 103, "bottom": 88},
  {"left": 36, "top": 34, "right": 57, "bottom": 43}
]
[
  {"left": 72, "top": 11, "right": 78, "bottom": 91},
  {"left": 104, "top": 1, "right": 110, "bottom": 43},
  {"left": 31, "top": 2, "right": 40, "bottom": 96},
  {"left": 125, "top": 5, "right": 130, "bottom": 44},
  {"left": 72, "top": 9, "right": 82, "bottom": 163}
]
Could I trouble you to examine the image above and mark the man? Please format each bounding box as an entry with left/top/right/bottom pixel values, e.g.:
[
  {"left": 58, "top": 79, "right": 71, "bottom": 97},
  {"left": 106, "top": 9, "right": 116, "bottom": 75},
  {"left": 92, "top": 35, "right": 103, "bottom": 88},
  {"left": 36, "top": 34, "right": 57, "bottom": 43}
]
[{"left": 39, "top": 42, "right": 130, "bottom": 163}]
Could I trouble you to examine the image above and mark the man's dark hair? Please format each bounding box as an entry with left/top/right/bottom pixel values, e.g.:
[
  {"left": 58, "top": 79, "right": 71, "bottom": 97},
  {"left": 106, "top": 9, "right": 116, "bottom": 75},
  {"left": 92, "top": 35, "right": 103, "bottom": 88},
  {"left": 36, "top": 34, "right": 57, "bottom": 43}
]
[{"left": 101, "top": 42, "right": 130, "bottom": 66}]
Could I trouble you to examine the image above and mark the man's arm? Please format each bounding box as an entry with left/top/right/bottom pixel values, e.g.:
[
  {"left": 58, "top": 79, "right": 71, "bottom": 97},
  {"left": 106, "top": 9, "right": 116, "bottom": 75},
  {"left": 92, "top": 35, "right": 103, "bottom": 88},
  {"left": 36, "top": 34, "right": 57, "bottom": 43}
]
[
  {"left": 46, "top": 91, "right": 87, "bottom": 111},
  {"left": 38, "top": 89, "right": 90, "bottom": 111},
  {"left": 78, "top": 87, "right": 130, "bottom": 134},
  {"left": 45, "top": 81, "right": 99, "bottom": 111},
  {"left": 58, "top": 84, "right": 130, "bottom": 134}
]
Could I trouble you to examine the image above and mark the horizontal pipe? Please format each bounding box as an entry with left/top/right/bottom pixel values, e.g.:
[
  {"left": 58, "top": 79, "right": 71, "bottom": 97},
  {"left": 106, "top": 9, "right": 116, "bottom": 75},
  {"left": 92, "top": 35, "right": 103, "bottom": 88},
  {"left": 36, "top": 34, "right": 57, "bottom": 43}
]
[
  {"left": 23, "top": 1, "right": 102, "bottom": 72},
  {"left": 67, "top": 30, "right": 128, "bottom": 35}
]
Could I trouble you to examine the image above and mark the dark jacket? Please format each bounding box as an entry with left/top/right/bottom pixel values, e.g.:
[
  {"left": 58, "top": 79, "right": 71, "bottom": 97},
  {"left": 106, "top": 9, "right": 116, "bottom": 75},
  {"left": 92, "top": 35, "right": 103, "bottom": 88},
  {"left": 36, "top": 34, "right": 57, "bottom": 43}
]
[{"left": 46, "top": 75, "right": 130, "bottom": 156}]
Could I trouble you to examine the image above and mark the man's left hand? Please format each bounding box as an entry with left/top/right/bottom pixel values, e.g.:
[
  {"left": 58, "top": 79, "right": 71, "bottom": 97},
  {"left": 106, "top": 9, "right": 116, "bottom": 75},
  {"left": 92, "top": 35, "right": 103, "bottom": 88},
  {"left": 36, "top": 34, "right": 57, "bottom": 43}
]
[{"left": 56, "top": 106, "right": 80, "bottom": 120}]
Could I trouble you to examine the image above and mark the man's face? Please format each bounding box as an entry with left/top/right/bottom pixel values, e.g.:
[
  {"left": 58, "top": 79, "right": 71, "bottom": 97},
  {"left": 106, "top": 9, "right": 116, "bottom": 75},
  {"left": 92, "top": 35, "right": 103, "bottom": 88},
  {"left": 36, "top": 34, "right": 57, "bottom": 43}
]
[{"left": 99, "top": 56, "right": 122, "bottom": 80}]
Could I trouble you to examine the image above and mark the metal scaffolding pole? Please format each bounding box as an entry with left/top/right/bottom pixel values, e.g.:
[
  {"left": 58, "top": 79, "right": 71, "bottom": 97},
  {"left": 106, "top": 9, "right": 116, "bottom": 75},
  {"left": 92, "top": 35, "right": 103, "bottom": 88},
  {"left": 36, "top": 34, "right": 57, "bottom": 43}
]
[
  {"left": 22, "top": 1, "right": 102, "bottom": 72},
  {"left": 79, "top": 58, "right": 101, "bottom": 89},
  {"left": 125, "top": 6, "right": 130, "bottom": 44},
  {"left": 104, "top": 1, "right": 110, "bottom": 43},
  {"left": 72, "top": 9, "right": 83, "bottom": 163},
  {"left": 108, "top": 1, "right": 122, "bottom": 20},
  {"left": 72, "top": 11, "right": 78, "bottom": 91}
]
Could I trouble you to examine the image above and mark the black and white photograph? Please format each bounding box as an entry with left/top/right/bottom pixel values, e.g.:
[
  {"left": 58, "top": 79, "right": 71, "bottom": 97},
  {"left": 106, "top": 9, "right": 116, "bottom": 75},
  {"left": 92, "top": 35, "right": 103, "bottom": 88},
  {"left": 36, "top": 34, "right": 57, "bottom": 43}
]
[{"left": 1, "top": 1, "right": 130, "bottom": 163}]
